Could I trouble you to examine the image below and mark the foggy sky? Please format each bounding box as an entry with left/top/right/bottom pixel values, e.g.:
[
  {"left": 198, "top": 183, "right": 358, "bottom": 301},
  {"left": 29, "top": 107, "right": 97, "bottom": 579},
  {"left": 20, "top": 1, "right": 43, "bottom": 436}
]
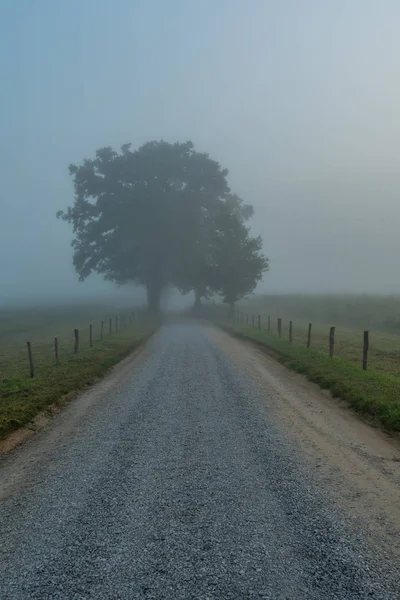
[{"left": 1, "top": 0, "right": 400, "bottom": 304}]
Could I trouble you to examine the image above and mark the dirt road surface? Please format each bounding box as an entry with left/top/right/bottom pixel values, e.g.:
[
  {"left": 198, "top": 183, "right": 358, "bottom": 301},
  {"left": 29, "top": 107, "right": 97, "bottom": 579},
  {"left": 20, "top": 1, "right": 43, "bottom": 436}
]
[{"left": 0, "top": 323, "right": 399, "bottom": 599}]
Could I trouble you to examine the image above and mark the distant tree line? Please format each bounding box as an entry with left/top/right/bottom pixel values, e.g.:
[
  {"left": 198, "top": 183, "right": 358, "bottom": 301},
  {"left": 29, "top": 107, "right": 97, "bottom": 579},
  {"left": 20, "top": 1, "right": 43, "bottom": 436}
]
[{"left": 57, "top": 140, "right": 268, "bottom": 314}]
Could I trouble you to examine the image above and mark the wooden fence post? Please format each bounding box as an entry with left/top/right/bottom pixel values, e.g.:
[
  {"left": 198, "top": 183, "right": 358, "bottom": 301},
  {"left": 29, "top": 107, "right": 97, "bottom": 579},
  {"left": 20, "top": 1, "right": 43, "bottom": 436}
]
[
  {"left": 246, "top": 314, "right": 249, "bottom": 325},
  {"left": 89, "top": 324, "right": 93, "bottom": 347},
  {"left": 241, "top": 312, "right": 244, "bottom": 324},
  {"left": 74, "top": 328, "right": 79, "bottom": 353},
  {"left": 289, "top": 320, "right": 293, "bottom": 343},
  {"left": 100, "top": 320, "right": 104, "bottom": 341},
  {"left": 252, "top": 315, "right": 255, "bottom": 328},
  {"left": 277, "top": 318, "right": 282, "bottom": 338},
  {"left": 27, "top": 341, "right": 34, "bottom": 378},
  {"left": 267, "top": 315, "right": 271, "bottom": 334},
  {"left": 109, "top": 318, "right": 112, "bottom": 334},
  {"left": 115, "top": 316, "right": 118, "bottom": 332},
  {"left": 54, "top": 337, "right": 60, "bottom": 365},
  {"left": 329, "top": 326, "right": 335, "bottom": 358},
  {"left": 363, "top": 330, "right": 369, "bottom": 370},
  {"left": 258, "top": 315, "right": 261, "bottom": 330},
  {"left": 307, "top": 322, "right": 312, "bottom": 348}
]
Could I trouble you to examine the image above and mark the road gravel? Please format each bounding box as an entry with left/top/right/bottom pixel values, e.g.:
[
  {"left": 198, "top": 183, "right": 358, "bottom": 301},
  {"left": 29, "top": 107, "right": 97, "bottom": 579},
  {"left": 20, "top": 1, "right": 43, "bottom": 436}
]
[{"left": 0, "top": 323, "right": 399, "bottom": 599}]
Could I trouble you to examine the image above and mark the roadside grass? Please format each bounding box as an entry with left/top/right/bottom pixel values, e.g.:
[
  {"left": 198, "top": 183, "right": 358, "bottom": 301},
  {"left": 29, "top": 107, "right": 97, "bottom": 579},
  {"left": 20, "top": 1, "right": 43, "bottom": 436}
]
[
  {"left": 220, "top": 320, "right": 400, "bottom": 432},
  {"left": 0, "top": 302, "right": 157, "bottom": 439}
]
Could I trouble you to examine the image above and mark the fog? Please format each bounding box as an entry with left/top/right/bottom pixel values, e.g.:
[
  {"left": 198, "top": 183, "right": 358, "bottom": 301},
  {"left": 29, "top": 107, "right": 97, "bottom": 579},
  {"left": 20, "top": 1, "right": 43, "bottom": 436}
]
[{"left": 1, "top": 0, "right": 400, "bottom": 305}]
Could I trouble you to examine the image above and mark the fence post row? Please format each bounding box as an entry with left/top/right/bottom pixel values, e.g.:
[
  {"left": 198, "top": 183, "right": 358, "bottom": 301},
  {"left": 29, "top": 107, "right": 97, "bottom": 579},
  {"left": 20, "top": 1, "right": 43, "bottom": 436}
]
[
  {"left": 214, "top": 306, "right": 373, "bottom": 370},
  {"left": 363, "top": 330, "right": 369, "bottom": 370},
  {"left": 232, "top": 315, "right": 368, "bottom": 369},
  {"left": 329, "top": 326, "right": 335, "bottom": 358},
  {"left": 307, "top": 322, "right": 312, "bottom": 348},
  {"left": 23, "top": 310, "right": 138, "bottom": 378}
]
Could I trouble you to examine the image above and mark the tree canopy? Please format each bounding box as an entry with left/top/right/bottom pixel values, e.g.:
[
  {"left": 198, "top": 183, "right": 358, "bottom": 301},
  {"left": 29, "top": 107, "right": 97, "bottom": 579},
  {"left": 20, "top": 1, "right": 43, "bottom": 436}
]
[{"left": 57, "top": 140, "right": 268, "bottom": 313}]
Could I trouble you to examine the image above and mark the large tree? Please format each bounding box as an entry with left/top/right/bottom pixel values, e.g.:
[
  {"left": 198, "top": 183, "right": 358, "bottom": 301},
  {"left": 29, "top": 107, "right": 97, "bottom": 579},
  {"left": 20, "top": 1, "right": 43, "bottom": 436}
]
[
  {"left": 57, "top": 141, "right": 229, "bottom": 314},
  {"left": 58, "top": 139, "right": 268, "bottom": 314}
]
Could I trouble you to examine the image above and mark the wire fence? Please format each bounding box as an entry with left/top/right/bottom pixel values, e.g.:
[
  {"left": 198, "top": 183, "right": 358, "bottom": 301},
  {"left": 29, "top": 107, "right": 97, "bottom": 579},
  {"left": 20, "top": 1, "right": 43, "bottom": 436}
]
[
  {"left": 1, "top": 309, "right": 144, "bottom": 380},
  {"left": 219, "top": 307, "right": 400, "bottom": 376}
]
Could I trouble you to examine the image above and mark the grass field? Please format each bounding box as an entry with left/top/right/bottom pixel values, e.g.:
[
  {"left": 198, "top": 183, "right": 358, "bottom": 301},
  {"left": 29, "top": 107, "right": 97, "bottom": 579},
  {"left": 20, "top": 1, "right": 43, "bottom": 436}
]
[{"left": 0, "top": 301, "right": 157, "bottom": 439}]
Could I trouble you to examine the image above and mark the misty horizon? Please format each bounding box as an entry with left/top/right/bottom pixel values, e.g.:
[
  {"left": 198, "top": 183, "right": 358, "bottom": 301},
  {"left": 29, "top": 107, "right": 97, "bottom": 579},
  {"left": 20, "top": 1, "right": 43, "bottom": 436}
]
[{"left": 2, "top": 0, "right": 400, "bottom": 304}]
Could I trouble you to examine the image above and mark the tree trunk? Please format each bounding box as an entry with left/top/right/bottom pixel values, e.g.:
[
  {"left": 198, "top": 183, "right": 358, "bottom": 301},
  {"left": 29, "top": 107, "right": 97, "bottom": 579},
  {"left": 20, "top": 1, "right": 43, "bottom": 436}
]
[
  {"left": 146, "top": 280, "right": 163, "bottom": 316},
  {"left": 229, "top": 302, "right": 235, "bottom": 318}
]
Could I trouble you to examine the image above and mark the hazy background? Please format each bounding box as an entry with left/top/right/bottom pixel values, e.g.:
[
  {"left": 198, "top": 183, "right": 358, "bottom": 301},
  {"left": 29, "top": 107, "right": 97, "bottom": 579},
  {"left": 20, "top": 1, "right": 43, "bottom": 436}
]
[{"left": 1, "top": 0, "right": 400, "bottom": 305}]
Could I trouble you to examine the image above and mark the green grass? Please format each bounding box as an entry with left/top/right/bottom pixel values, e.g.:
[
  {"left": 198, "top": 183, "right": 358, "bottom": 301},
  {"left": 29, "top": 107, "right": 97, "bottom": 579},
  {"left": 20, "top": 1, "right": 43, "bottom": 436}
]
[
  {"left": 0, "top": 302, "right": 157, "bottom": 439},
  {"left": 219, "top": 320, "right": 400, "bottom": 431}
]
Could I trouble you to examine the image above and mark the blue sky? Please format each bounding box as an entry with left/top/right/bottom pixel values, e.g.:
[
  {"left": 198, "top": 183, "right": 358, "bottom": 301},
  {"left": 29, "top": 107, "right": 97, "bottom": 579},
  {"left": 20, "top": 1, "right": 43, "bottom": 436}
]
[{"left": 1, "top": 1, "right": 400, "bottom": 302}]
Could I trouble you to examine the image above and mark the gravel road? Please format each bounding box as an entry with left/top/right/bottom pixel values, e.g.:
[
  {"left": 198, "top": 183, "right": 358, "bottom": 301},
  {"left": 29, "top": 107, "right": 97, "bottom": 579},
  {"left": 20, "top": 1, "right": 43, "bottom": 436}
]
[{"left": 0, "top": 323, "right": 399, "bottom": 599}]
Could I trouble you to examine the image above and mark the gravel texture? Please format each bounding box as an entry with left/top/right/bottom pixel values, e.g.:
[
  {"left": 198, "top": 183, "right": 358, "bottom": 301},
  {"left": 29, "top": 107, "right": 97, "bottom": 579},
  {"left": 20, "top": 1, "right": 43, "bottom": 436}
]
[{"left": 0, "top": 323, "right": 399, "bottom": 599}]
